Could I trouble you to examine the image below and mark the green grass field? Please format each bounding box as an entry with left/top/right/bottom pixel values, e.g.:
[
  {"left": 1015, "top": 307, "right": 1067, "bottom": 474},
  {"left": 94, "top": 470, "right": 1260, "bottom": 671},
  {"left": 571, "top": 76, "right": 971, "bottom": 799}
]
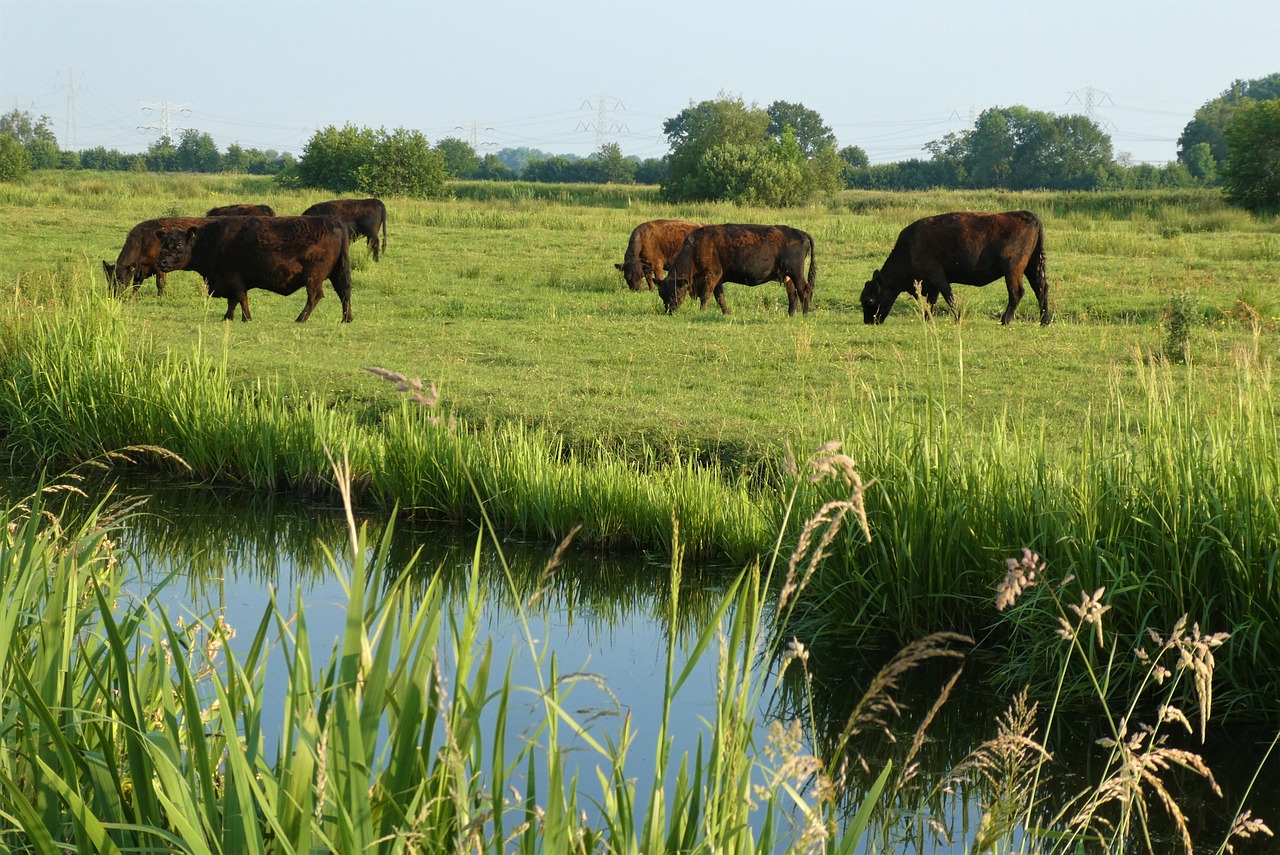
[{"left": 3, "top": 171, "right": 1277, "bottom": 465}]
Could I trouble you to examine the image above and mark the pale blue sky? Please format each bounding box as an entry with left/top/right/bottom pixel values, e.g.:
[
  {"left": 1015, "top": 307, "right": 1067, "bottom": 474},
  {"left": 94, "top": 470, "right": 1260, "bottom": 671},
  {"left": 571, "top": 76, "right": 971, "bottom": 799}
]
[{"left": 2, "top": 0, "right": 1276, "bottom": 165}]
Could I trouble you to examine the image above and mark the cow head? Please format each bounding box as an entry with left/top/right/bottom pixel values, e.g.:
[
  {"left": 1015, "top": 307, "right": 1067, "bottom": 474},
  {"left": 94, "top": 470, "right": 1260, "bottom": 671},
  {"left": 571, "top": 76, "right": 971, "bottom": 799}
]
[
  {"left": 860, "top": 269, "right": 896, "bottom": 324},
  {"left": 655, "top": 273, "right": 690, "bottom": 314},
  {"left": 615, "top": 259, "right": 648, "bottom": 291},
  {"left": 155, "top": 226, "right": 199, "bottom": 273},
  {"left": 103, "top": 260, "right": 138, "bottom": 294}
]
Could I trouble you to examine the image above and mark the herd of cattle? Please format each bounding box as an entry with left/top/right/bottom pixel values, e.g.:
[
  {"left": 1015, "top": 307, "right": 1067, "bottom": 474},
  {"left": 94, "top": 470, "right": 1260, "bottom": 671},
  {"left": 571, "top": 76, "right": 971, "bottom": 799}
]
[
  {"left": 103, "top": 200, "right": 1052, "bottom": 327},
  {"left": 102, "top": 198, "right": 387, "bottom": 322}
]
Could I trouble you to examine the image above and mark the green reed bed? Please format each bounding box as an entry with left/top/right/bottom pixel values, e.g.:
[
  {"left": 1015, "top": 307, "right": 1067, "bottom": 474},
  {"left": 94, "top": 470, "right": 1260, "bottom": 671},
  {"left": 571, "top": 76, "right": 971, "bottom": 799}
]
[
  {"left": 785, "top": 345, "right": 1280, "bottom": 711},
  {"left": 3, "top": 468, "right": 1272, "bottom": 853},
  {"left": 0, "top": 475, "right": 887, "bottom": 853}
]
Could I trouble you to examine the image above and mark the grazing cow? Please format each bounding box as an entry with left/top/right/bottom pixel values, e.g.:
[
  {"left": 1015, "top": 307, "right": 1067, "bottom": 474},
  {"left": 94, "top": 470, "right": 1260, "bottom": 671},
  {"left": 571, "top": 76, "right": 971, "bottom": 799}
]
[
  {"left": 655, "top": 224, "right": 816, "bottom": 316},
  {"left": 860, "top": 210, "right": 1051, "bottom": 325},
  {"left": 614, "top": 219, "right": 702, "bottom": 291},
  {"left": 205, "top": 203, "right": 277, "bottom": 217},
  {"left": 301, "top": 198, "right": 387, "bottom": 260},
  {"left": 103, "top": 216, "right": 212, "bottom": 295},
  {"left": 154, "top": 216, "right": 353, "bottom": 323}
]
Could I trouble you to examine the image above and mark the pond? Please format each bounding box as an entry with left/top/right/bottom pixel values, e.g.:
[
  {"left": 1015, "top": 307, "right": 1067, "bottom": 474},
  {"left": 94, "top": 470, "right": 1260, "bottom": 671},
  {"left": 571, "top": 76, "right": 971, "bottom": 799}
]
[{"left": 26, "top": 476, "right": 1280, "bottom": 852}]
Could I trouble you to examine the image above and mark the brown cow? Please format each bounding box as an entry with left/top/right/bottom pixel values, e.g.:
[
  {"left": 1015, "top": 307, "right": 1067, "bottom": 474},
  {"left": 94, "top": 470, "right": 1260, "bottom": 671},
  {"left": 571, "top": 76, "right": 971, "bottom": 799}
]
[
  {"left": 614, "top": 219, "right": 702, "bottom": 291},
  {"left": 860, "top": 210, "right": 1051, "bottom": 325},
  {"left": 655, "top": 224, "right": 816, "bottom": 316},
  {"left": 154, "top": 216, "right": 353, "bottom": 323},
  {"left": 205, "top": 203, "right": 277, "bottom": 217},
  {"left": 103, "top": 216, "right": 212, "bottom": 295},
  {"left": 301, "top": 198, "right": 387, "bottom": 260}
]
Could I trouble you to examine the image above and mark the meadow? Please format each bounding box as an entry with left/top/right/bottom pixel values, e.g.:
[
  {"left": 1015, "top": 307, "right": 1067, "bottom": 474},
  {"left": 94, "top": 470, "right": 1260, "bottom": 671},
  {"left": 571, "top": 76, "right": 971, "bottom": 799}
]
[
  {"left": 3, "top": 172, "right": 1280, "bottom": 694},
  {"left": 1, "top": 171, "right": 1279, "bottom": 850}
]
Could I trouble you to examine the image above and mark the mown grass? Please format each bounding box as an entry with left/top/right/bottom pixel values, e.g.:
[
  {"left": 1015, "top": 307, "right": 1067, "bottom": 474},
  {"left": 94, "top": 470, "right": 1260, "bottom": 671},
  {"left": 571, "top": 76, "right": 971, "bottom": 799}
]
[{"left": 2, "top": 171, "right": 1280, "bottom": 716}]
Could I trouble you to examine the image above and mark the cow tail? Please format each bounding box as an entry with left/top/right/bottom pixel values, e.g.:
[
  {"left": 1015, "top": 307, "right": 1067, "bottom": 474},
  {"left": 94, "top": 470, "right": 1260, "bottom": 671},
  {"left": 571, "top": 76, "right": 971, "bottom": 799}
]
[
  {"left": 381, "top": 210, "right": 388, "bottom": 255},
  {"left": 1032, "top": 216, "right": 1051, "bottom": 323},
  {"left": 806, "top": 232, "right": 818, "bottom": 299}
]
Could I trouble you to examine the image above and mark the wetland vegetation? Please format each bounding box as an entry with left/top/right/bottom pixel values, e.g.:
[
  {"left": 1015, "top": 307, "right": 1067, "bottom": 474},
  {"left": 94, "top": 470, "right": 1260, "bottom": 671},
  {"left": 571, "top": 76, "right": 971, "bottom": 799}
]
[{"left": 1, "top": 171, "right": 1278, "bottom": 851}]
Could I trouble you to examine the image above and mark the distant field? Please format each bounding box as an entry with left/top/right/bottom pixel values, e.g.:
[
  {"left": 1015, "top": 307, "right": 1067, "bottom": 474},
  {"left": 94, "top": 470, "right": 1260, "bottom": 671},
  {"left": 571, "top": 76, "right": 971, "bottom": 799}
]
[{"left": 2, "top": 171, "right": 1276, "bottom": 469}]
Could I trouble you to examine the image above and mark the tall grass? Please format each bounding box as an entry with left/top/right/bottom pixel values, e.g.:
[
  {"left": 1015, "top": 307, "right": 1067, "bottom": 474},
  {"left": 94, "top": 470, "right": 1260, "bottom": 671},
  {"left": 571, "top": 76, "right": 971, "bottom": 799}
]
[{"left": 1, "top": 454, "right": 1270, "bottom": 852}]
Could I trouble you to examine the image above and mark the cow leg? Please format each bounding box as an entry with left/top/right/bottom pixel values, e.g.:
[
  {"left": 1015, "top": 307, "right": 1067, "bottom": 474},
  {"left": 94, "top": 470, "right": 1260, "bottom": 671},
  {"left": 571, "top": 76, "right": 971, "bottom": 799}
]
[
  {"left": 151, "top": 269, "right": 164, "bottom": 296},
  {"left": 330, "top": 270, "right": 354, "bottom": 323},
  {"left": 295, "top": 281, "right": 324, "bottom": 323},
  {"left": 367, "top": 232, "right": 380, "bottom": 262},
  {"left": 713, "top": 282, "right": 731, "bottom": 314},
  {"left": 1001, "top": 267, "right": 1027, "bottom": 325}
]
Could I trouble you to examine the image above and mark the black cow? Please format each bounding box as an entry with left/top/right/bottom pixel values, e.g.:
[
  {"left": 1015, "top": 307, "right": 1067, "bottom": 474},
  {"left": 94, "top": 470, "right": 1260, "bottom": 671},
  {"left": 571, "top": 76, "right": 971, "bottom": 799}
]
[
  {"left": 301, "top": 198, "right": 387, "bottom": 261},
  {"left": 655, "top": 224, "right": 816, "bottom": 315},
  {"left": 205, "top": 203, "right": 277, "bottom": 217},
  {"left": 154, "top": 216, "right": 353, "bottom": 322},
  {"left": 614, "top": 219, "right": 702, "bottom": 291},
  {"left": 103, "top": 216, "right": 212, "bottom": 295},
  {"left": 861, "top": 210, "right": 1051, "bottom": 325}
]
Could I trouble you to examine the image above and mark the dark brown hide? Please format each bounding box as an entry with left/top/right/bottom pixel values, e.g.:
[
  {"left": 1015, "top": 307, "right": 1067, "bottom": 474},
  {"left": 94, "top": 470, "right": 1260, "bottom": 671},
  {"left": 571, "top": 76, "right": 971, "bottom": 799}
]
[
  {"left": 103, "top": 216, "right": 213, "bottom": 295},
  {"left": 205, "top": 204, "right": 277, "bottom": 217},
  {"left": 301, "top": 198, "right": 387, "bottom": 261},
  {"left": 655, "top": 224, "right": 816, "bottom": 316},
  {"left": 860, "top": 210, "right": 1051, "bottom": 325},
  {"left": 154, "top": 215, "right": 353, "bottom": 323},
  {"left": 614, "top": 219, "right": 702, "bottom": 291}
]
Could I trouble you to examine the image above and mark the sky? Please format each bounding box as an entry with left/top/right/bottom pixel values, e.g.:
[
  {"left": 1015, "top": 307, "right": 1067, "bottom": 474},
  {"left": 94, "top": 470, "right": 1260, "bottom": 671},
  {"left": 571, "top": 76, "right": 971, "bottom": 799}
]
[{"left": 2, "top": 0, "right": 1277, "bottom": 166}]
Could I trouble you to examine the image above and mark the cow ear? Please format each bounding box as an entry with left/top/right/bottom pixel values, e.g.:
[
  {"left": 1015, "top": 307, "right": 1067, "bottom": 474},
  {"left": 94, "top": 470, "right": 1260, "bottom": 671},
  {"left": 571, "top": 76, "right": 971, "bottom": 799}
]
[
  {"left": 614, "top": 263, "right": 624, "bottom": 271},
  {"left": 187, "top": 226, "right": 199, "bottom": 239}
]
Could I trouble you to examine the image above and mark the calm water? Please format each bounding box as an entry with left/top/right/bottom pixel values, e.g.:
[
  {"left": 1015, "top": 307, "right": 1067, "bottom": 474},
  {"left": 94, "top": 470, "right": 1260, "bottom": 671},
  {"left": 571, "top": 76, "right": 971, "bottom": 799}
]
[{"left": 15, "top": 477, "right": 1280, "bottom": 853}]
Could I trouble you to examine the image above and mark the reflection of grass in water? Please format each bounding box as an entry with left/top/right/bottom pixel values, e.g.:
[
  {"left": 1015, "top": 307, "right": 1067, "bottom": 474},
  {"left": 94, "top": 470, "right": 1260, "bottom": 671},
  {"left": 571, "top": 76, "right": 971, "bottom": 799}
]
[{"left": 0, "top": 453, "right": 1275, "bottom": 852}]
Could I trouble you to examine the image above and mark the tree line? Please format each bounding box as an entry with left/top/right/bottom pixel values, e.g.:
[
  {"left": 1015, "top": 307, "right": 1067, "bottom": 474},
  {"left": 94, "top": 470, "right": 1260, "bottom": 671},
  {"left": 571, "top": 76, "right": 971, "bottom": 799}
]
[{"left": 1, "top": 72, "right": 1277, "bottom": 214}]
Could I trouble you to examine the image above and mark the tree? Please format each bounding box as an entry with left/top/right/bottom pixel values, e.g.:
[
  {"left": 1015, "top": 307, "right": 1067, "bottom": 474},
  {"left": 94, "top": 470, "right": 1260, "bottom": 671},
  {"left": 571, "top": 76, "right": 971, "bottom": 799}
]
[
  {"left": 435, "top": 137, "right": 480, "bottom": 178},
  {"left": 176, "top": 129, "right": 222, "bottom": 172},
  {"left": 1223, "top": 99, "right": 1280, "bottom": 216},
  {"left": 222, "top": 143, "right": 250, "bottom": 173},
  {"left": 766, "top": 101, "right": 836, "bottom": 156},
  {"left": 1183, "top": 143, "right": 1217, "bottom": 183},
  {"left": 928, "top": 106, "right": 1111, "bottom": 190},
  {"left": 661, "top": 94, "right": 771, "bottom": 202},
  {"left": 593, "top": 142, "right": 635, "bottom": 184},
  {"left": 634, "top": 157, "right": 666, "bottom": 185},
  {"left": 661, "top": 94, "right": 839, "bottom": 205},
  {"left": 473, "top": 153, "right": 516, "bottom": 181},
  {"left": 357, "top": 128, "right": 446, "bottom": 197},
  {"left": 145, "top": 136, "right": 179, "bottom": 172},
  {"left": 0, "top": 109, "right": 56, "bottom": 147},
  {"left": 1178, "top": 73, "right": 1280, "bottom": 172},
  {"left": 295, "top": 124, "right": 378, "bottom": 191},
  {"left": 0, "top": 133, "right": 31, "bottom": 181}
]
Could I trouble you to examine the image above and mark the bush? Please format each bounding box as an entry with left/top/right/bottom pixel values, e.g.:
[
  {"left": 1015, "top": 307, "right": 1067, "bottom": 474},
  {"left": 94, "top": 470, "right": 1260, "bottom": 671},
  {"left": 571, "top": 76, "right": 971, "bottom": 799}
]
[{"left": 0, "top": 134, "right": 31, "bottom": 182}]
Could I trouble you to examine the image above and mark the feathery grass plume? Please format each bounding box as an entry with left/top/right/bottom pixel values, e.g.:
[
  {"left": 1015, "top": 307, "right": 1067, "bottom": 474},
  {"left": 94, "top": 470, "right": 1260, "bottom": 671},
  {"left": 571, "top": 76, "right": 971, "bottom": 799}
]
[
  {"left": 780, "top": 440, "right": 872, "bottom": 609},
  {"left": 945, "top": 689, "right": 1052, "bottom": 852},
  {"left": 362, "top": 365, "right": 442, "bottom": 415},
  {"left": 1223, "top": 810, "right": 1274, "bottom": 853},
  {"left": 996, "top": 554, "right": 1253, "bottom": 855}
]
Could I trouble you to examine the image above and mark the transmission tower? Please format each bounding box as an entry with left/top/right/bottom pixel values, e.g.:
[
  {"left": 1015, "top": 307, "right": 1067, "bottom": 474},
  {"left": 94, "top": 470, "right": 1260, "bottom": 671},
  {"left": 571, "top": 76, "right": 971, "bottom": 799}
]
[
  {"left": 63, "top": 69, "right": 79, "bottom": 150},
  {"left": 138, "top": 99, "right": 191, "bottom": 140},
  {"left": 577, "top": 95, "right": 628, "bottom": 150},
  {"left": 455, "top": 121, "right": 495, "bottom": 149},
  {"left": 1067, "top": 86, "right": 1116, "bottom": 131}
]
